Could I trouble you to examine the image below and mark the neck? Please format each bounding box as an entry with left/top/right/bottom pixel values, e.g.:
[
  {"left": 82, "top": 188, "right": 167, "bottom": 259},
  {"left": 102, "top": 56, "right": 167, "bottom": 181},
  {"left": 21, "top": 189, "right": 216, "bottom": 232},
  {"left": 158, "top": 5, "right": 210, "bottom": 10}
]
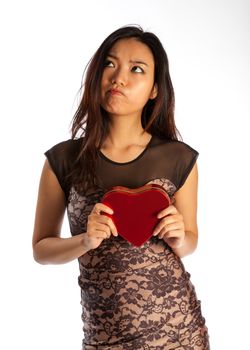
[{"left": 102, "top": 115, "right": 151, "bottom": 149}]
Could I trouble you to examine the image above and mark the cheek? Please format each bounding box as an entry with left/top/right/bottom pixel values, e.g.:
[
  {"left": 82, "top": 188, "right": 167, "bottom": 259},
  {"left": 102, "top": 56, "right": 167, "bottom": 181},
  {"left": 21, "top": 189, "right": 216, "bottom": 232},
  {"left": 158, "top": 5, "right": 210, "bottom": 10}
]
[
  {"left": 100, "top": 72, "right": 112, "bottom": 96},
  {"left": 100, "top": 75, "right": 105, "bottom": 89},
  {"left": 100, "top": 80, "right": 107, "bottom": 100},
  {"left": 131, "top": 81, "right": 154, "bottom": 103},
  {"left": 101, "top": 69, "right": 111, "bottom": 84}
]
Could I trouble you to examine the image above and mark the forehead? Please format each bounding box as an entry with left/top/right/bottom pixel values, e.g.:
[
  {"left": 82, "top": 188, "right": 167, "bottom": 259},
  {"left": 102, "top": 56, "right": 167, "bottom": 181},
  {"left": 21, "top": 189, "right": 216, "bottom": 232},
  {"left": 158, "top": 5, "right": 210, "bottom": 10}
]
[{"left": 107, "top": 38, "right": 155, "bottom": 65}]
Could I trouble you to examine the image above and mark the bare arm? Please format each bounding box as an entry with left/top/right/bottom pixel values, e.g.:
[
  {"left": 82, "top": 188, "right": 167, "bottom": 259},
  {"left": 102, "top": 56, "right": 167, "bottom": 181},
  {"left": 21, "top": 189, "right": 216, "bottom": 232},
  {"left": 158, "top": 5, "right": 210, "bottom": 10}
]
[
  {"left": 153, "top": 162, "right": 199, "bottom": 258},
  {"left": 32, "top": 159, "right": 91, "bottom": 265},
  {"left": 170, "top": 162, "right": 199, "bottom": 257}
]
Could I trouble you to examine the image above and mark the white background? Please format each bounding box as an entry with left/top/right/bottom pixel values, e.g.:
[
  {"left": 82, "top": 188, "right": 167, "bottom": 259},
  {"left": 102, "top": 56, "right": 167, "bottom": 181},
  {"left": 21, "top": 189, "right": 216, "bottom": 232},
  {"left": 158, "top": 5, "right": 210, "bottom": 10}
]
[{"left": 0, "top": 1, "right": 249, "bottom": 349}]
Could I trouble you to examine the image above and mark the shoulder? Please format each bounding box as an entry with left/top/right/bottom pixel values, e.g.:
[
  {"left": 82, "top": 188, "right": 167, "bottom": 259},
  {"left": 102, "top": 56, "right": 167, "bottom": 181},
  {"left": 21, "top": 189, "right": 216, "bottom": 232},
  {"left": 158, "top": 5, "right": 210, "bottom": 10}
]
[
  {"left": 45, "top": 138, "right": 82, "bottom": 156},
  {"left": 45, "top": 138, "right": 83, "bottom": 165},
  {"left": 43, "top": 138, "right": 83, "bottom": 197},
  {"left": 44, "top": 137, "right": 83, "bottom": 175},
  {"left": 152, "top": 135, "right": 199, "bottom": 158},
  {"left": 168, "top": 140, "right": 199, "bottom": 158},
  {"left": 150, "top": 136, "right": 199, "bottom": 191}
]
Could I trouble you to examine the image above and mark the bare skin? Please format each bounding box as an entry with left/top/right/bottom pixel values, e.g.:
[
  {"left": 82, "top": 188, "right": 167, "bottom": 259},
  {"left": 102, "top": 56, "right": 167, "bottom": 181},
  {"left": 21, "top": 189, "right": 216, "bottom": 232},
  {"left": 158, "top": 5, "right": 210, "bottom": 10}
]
[
  {"left": 100, "top": 37, "right": 157, "bottom": 152},
  {"left": 32, "top": 38, "right": 198, "bottom": 264},
  {"left": 154, "top": 162, "right": 198, "bottom": 257},
  {"left": 32, "top": 159, "right": 118, "bottom": 264}
]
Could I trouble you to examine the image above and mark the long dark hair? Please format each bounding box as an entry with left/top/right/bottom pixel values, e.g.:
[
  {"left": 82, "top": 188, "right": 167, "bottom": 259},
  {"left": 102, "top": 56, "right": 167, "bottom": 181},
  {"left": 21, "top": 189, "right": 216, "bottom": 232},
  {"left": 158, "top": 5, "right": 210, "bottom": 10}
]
[{"left": 69, "top": 24, "right": 181, "bottom": 193}]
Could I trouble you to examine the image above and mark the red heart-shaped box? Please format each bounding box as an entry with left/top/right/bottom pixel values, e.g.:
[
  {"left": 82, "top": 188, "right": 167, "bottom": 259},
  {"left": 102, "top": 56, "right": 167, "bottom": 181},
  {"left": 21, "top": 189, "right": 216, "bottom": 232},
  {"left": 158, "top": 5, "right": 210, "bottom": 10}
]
[{"left": 100, "top": 183, "right": 171, "bottom": 247}]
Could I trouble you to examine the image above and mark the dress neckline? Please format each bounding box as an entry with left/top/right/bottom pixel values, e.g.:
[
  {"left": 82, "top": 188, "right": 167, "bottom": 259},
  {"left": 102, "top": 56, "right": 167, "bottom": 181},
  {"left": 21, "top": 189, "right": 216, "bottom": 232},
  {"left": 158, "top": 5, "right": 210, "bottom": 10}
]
[{"left": 98, "top": 134, "right": 154, "bottom": 166}]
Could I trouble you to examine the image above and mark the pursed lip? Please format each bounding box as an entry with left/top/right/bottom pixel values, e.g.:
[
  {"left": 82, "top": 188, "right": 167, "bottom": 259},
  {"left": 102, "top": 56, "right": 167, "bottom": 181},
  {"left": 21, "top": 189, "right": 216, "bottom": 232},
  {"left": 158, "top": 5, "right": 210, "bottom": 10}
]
[{"left": 108, "top": 88, "right": 124, "bottom": 96}]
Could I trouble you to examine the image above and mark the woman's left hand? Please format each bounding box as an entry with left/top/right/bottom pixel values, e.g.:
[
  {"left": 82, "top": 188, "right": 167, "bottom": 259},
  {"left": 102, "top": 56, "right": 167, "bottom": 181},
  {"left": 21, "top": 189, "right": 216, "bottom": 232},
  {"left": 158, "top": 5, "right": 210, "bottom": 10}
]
[{"left": 153, "top": 205, "right": 185, "bottom": 249}]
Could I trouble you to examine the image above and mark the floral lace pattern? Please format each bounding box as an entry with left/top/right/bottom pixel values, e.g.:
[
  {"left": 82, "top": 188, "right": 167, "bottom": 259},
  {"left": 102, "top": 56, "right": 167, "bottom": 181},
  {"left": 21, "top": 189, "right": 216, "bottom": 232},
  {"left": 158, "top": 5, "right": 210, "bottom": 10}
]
[{"left": 66, "top": 178, "right": 209, "bottom": 349}]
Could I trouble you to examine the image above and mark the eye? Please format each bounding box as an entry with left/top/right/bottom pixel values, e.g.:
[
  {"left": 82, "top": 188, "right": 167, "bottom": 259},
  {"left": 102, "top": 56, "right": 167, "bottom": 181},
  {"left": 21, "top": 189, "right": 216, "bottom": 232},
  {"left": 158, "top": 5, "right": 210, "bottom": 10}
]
[
  {"left": 132, "top": 66, "right": 144, "bottom": 73},
  {"left": 104, "top": 60, "right": 144, "bottom": 73},
  {"left": 104, "top": 60, "right": 114, "bottom": 67}
]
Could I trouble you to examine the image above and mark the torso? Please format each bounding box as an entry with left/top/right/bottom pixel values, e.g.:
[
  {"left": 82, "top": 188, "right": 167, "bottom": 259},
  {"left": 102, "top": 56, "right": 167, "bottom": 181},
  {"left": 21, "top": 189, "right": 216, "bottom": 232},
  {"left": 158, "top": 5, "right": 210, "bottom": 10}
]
[{"left": 45, "top": 135, "right": 209, "bottom": 348}]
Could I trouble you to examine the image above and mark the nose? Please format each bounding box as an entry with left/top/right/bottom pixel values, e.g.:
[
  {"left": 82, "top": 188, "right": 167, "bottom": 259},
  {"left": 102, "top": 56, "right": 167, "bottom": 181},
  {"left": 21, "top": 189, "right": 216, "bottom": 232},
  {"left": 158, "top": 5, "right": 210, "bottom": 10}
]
[{"left": 111, "top": 67, "right": 127, "bottom": 86}]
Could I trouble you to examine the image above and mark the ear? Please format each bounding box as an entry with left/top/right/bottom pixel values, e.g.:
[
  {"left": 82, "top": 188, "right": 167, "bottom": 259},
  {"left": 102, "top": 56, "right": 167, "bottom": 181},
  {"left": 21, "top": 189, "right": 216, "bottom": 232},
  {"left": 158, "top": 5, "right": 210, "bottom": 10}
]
[{"left": 149, "top": 83, "right": 158, "bottom": 100}]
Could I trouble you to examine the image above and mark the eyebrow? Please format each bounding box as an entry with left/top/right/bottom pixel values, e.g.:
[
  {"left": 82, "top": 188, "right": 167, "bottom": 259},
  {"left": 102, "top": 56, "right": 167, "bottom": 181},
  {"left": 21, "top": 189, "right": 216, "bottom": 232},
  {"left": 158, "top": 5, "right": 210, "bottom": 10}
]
[{"left": 106, "top": 53, "right": 149, "bottom": 67}]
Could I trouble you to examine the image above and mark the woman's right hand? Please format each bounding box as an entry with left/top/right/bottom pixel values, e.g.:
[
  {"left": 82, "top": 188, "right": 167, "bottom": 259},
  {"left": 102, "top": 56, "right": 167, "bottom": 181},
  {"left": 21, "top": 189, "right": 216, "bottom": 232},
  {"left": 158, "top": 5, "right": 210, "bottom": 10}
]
[{"left": 84, "top": 203, "right": 118, "bottom": 250}]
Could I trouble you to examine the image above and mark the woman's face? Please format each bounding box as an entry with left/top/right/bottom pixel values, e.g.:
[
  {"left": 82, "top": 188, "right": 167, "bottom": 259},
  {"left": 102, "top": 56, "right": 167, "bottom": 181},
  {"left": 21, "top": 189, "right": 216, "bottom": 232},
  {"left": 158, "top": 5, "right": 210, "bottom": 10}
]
[{"left": 100, "top": 38, "right": 157, "bottom": 118}]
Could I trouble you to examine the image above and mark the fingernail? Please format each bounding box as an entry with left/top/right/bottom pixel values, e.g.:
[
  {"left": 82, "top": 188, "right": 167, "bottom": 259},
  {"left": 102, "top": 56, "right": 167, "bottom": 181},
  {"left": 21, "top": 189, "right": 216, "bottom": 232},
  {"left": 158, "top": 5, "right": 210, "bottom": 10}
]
[{"left": 153, "top": 231, "right": 158, "bottom": 236}]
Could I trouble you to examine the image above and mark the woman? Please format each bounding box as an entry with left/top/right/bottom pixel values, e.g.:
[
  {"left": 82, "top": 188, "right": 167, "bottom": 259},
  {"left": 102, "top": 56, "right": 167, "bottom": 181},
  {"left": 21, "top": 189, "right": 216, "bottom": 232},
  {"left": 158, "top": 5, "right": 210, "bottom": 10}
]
[{"left": 32, "top": 24, "right": 210, "bottom": 349}]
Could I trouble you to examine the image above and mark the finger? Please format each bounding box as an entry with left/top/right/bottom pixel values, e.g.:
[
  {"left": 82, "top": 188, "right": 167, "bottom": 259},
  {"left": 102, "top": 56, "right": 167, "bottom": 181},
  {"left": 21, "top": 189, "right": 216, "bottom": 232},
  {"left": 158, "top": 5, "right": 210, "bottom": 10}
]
[
  {"left": 93, "top": 223, "right": 113, "bottom": 239},
  {"left": 153, "top": 216, "right": 176, "bottom": 236},
  {"left": 93, "top": 203, "right": 113, "bottom": 215},
  {"left": 155, "top": 221, "right": 184, "bottom": 239},
  {"left": 161, "top": 228, "right": 185, "bottom": 243},
  {"left": 110, "top": 220, "right": 118, "bottom": 237},
  {"left": 163, "top": 222, "right": 184, "bottom": 235},
  {"left": 153, "top": 216, "right": 169, "bottom": 236},
  {"left": 158, "top": 227, "right": 183, "bottom": 239},
  {"left": 164, "top": 228, "right": 185, "bottom": 239},
  {"left": 164, "top": 214, "right": 183, "bottom": 225},
  {"left": 155, "top": 214, "right": 182, "bottom": 230},
  {"left": 88, "top": 228, "right": 110, "bottom": 239},
  {"left": 97, "top": 230, "right": 111, "bottom": 239},
  {"left": 89, "top": 222, "right": 110, "bottom": 235},
  {"left": 98, "top": 215, "right": 118, "bottom": 236},
  {"left": 164, "top": 234, "right": 185, "bottom": 248},
  {"left": 157, "top": 205, "right": 178, "bottom": 218}
]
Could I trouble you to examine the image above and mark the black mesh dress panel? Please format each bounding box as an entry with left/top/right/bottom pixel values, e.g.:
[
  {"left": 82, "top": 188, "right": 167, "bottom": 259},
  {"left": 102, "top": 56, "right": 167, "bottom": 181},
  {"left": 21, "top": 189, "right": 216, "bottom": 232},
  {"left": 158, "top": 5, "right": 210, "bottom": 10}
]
[
  {"left": 45, "top": 134, "right": 210, "bottom": 350},
  {"left": 96, "top": 135, "right": 198, "bottom": 192}
]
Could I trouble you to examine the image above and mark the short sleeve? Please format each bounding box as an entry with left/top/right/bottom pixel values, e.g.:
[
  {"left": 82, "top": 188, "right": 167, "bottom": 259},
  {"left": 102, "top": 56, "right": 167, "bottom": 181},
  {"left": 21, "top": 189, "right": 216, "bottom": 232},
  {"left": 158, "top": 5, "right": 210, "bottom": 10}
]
[
  {"left": 44, "top": 139, "right": 80, "bottom": 198},
  {"left": 174, "top": 142, "right": 199, "bottom": 191}
]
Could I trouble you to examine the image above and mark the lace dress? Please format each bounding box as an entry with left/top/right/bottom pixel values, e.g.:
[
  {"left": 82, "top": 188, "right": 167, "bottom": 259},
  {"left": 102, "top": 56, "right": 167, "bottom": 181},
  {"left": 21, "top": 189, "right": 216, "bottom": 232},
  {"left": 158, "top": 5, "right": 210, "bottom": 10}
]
[{"left": 45, "top": 134, "right": 210, "bottom": 349}]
